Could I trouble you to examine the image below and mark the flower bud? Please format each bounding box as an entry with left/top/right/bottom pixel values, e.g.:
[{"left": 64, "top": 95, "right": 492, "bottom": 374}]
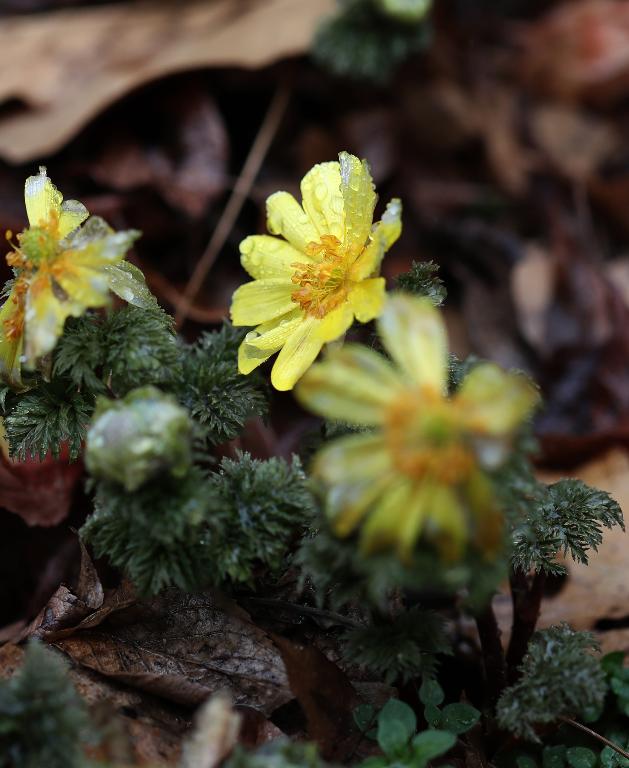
[{"left": 86, "top": 386, "right": 191, "bottom": 491}]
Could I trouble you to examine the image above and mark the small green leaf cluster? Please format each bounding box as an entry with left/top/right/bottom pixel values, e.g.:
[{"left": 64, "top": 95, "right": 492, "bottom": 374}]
[
  {"left": 418, "top": 678, "right": 480, "bottom": 735},
  {"left": 176, "top": 324, "right": 268, "bottom": 446},
  {"left": 0, "top": 641, "right": 91, "bottom": 768},
  {"left": 343, "top": 608, "right": 452, "bottom": 684},
  {"left": 497, "top": 625, "right": 607, "bottom": 742},
  {"left": 81, "top": 452, "right": 314, "bottom": 595},
  {"left": 313, "top": 0, "right": 431, "bottom": 83},
  {"left": 511, "top": 480, "right": 624, "bottom": 576},
  {"left": 354, "top": 696, "right": 478, "bottom": 768},
  {"left": 395, "top": 261, "right": 446, "bottom": 306},
  {"left": 224, "top": 740, "right": 334, "bottom": 768},
  {"left": 1, "top": 305, "right": 268, "bottom": 462}
]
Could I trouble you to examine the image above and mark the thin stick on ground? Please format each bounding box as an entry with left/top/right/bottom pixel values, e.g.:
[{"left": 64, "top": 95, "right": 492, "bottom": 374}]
[
  {"left": 175, "top": 80, "right": 291, "bottom": 329},
  {"left": 560, "top": 717, "right": 629, "bottom": 760}
]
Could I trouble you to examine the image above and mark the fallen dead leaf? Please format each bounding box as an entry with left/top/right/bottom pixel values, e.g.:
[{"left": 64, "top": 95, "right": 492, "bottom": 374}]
[
  {"left": 0, "top": 450, "right": 83, "bottom": 528},
  {"left": 0, "top": 642, "right": 186, "bottom": 765},
  {"left": 0, "top": 0, "right": 334, "bottom": 162},
  {"left": 54, "top": 589, "right": 293, "bottom": 715}
]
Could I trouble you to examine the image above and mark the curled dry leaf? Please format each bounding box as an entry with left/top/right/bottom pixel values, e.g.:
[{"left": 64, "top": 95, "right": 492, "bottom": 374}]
[
  {"left": 0, "top": 0, "right": 334, "bottom": 162},
  {"left": 53, "top": 589, "right": 293, "bottom": 714}
]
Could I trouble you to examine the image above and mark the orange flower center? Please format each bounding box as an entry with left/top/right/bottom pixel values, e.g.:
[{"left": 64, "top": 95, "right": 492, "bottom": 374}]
[
  {"left": 384, "top": 387, "right": 476, "bottom": 485},
  {"left": 291, "top": 235, "right": 350, "bottom": 318}
]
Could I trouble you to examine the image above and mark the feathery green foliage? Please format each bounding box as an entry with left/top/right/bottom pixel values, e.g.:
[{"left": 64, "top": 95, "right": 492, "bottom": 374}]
[
  {"left": 313, "top": 0, "right": 431, "bottom": 82},
  {"left": 81, "top": 467, "right": 219, "bottom": 595},
  {"left": 177, "top": 324, "right": 268, "bottom": 445},
  {"left": 0, "top": 641, "right": 91, "bottom": 768},
  {"left": 54, "top": 304, "right": 178, "bottom": 397},
  {"left": 208, "top": 452, "right": 315, "bottom": 584},
  {"left": 343, "top": 608, "right": 451, "bottom": 684},
  {"left": 2, "top": 380, "right": 93, "bottom": 461},
  {"left": 497, "top": 625, "right": 607, "bottom": 742},
  {"left": 396, "top": 261, "right": 446, "bottom": 306},
  {"left": 82, "top": 452, "right": 314, "bottom": 595},
  {"left": 511, "top": 480, "right": 624, "bottom": 576},
  {"left": 225, "top": 740, "right": 333, "bottom": 768}
]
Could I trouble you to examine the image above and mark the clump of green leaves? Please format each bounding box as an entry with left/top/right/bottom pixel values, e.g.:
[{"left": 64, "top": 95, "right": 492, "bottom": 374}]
[
  {"left": 82, "top": 452, "right": 314, "bottom": 595},
  {"left": 354, "top": 697, "right": 478, "bottom": 768},
  {"left": 177, "top": 324, "right": 268, "bottom": 445},
  {"left": 511, "top": 480, "right": 624, "bottom": 576},
  {"left": 497, "top": 625, "right": 607, "bottom": 742},
  {"left": 395, "top": 261, "right": 446, "bottom": 306},
  {"left": 313, "top": 0, "right": 431, "bottom": 82},
  {"left": 81, "top": 467, "right": 218, "bottom": 595},
  {"left": 2, "top": 380, "right": 93, "bottom": 461},
  {"left": 208, "top": 453, "right": 315, "bottom": 584},
  {"left": 0, "top": 641, "right": 91, "bottom": 768},
  {"left": 225, "top": 740, "right": 333, "bottom": 768},
  {"left": 343, "top": 608, "right": 452, "bottom": 684}
]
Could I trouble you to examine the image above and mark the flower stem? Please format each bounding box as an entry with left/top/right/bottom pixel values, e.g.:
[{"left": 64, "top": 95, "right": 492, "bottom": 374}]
[{"left": 506, "top": 568, "right": 546, "bottom": 681}]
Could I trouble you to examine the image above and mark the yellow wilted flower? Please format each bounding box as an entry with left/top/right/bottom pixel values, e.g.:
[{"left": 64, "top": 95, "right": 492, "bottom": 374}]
[
  {"left": 295, "top": 294, "right": 539, "bottom": 561},
  {"left": 0, "top": 168, "right": 150, "bottom": 387},
  {"left": 230, "top": 151, "right": 402, "bottom": 391}
]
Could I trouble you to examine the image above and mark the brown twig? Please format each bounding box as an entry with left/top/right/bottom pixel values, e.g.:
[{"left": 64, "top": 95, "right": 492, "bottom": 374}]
[
  {"left": 475, "top": 601, "right": 508, "bottom": 706},
  {"left": 560, "top": 717, "right": 629, "bottom": 760},
  {"left": 506, "top": 568, "right": 546, "bottom": 680},
  {"left": 175, "top": 81, "right": 291, "bottom": 329}
]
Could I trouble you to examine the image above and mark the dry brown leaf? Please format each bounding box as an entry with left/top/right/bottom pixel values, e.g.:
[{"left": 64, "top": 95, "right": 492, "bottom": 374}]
[
  {"left": 54, "top": 589, "right": 293, "bottom": 715},
  {"left": 0, "top": 642, "right": 186, "bottom": 765},
  {"left": 0, "top": 0, "right": 334, "bottom": 162}
]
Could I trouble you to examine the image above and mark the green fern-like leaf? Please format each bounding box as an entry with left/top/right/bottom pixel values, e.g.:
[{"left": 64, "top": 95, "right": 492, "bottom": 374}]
[
  {"left": 511, "top": 480, "right": 624, "bottom": 576},
  {"left": 3, "top": 381, "right": 93, "bottom": 461},
  {"left": 343, "top": 608, "right": 452, "bottom": 684},
  {"left": 497, "top": 625, "right": 607, "bottom": 742},
  {"left": 209, "top": 452, "right": 315, "bottom": 584},
  {"left": 177, "top": 324, "right": 268, "bottom": 445},
  {"left": 396, "top": 261, "right": 446, "bottom": 306}
]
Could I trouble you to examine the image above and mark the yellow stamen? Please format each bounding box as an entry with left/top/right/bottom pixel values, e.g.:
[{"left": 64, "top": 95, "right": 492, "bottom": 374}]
[{"left": 291, "top": 235, "right": 349, "bottom": 318}]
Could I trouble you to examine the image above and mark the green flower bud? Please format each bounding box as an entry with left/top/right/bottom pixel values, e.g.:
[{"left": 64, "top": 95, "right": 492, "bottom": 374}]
[
  {"left": 86, "top": 386, "right": 192, "bottom": 491},
  {"left": 376, "top": 0, "right": 431, "bottom": 23}
]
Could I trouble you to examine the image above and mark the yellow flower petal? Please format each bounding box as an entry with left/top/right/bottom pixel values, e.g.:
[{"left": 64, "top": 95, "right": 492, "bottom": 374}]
[
  {"left": 230, "top": 279, "right": 295, "bottom": 326},
  {"left": 270, "top": 316, "right": 324, "bottom": 391},
  {"left": 424, "top": 483, "right": 467, "bottom": 561},
  {"left": 456, "top": 363, "right": 539, "bottom": 436},
  {"left": 240, "top": 235, "right": 307, "bottom": 280},
  {"left": 0, "top": 291, "right": 24, "bottom": 388},
  {"left": 23, "top": 273, "right": 84, "bottom": 363},
  {"left": 339, "top": 151, "right": 376, "bottom": 254},
  {"left": 266, "top": 191, "right": 319, "bottom": 252},
  {"left": 465, "top": 469, "right": 503, "bottom": 556},
  {"left": 237, "top": 310, "right": 303, "bottom": 375},
  {"left": 24, "top": 167, "right": 62, "bottom": 228},
  {"left": 313, "top": 432, "right": 392, "bottom": 485},
  {"left": 359, "top": 478, "right": 416, "bottom": 554},
  {"left": 348, "top": 277, "right": 385, "bottom": 323},
  {"left": 58, "top": 200, "right": 89, "bottom": 239},
  {"left": 300, "top": 161, "right": 345, "bottom": 242},
  {"left": 352, "top": 198, "right": 402, "bottom": 280},
  {"left": 316, "top": 302, "right": 354, "bottom": 343},
  {"left": 377, "top": 294, "right": 448, "bottom": 391},
  {"left": 295, "top": 344, "right": 401, "bottom": 424}
]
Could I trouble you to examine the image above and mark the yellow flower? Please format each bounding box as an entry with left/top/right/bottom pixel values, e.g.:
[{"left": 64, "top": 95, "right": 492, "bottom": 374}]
[
  {"left": 230, "top": 151, "right": 402, "bottom": 391},
  {"left": 295, "top": 294, "right": 539, "bottom": 561},
  {"left": 0, "top": 168, "right": 150, "bottom": 387}
]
